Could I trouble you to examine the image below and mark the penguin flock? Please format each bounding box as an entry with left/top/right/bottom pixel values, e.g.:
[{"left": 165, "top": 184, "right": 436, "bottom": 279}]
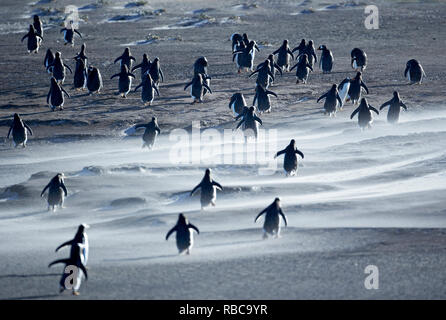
[{"left": 5, "top": 14, "right": 428, "bottom": 296}]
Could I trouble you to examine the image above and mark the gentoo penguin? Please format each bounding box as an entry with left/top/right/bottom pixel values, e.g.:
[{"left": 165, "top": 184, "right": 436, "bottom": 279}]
[
  {"left": 236, "top": 106, "right": 263, "bottom": 140},
  {"left": 298, "top": 40, "right": 317, "bottom": 69},
  {"left": 114, "top": 47, "right": 136, "bottom": 70},
  {"left": 86, "top": 66, "right": 103, "bottom": 94},
  {"left": 21, "top": 25, "right": 42, "bottom": 53},
  {"left": 110, "top": 65, "right": 136, "bottom": 98},
  {"left": 253, "top": 84, "right": 277, "bottom": 113},
  {"left": 318, "top": 45, "right": 334, "bottom": 73},
  {"left": 257, "top": 54, "right": 282, "bottom": 86},
  {"left": 47, "top": 52, "right": 73, "bottom": 84},
  {"left": 230, "top": 33, "right": 243, "bottom": 52},
  {"left": 242, "top": 33, "right": 251, "bottom": 46},
  {"left": 73, "top": 43, "right": 88, "bottom": 66},
  {"left": 132, "top": 53, "right": 151, "bottom": 79},
  {"left": 60, "top": 21, "right": 82, "bottom": 46},
  {"left": 47, "top": 77, "right": 70, "bottom": 111},
  {"left": 272, "top": 40, "right": 294, "bottom": 72},
  {"left": 291, "top": 39, "right": 306, "bottom": 57},
  {"left": 317, "top": 84, "right": 343, "bottom": 117},
  {"left": 73, "top": 57, "right": 87, "bottom": 91},
  {"left": 190, "top": 168, "right": 223, "bottom": 210},
  {"left": 41, "top": 173, "right": 68, "bottom": 211},
  {"left": 351, "top": 48, "right": 367, "bottom": 71},
  {"left": 404, "top": 59, "right": 426, "bottom": 84},
  {"left": 379, "top": 91, "right": 408, "bottom": 124},
  {"left": 229, "top": 92, "right": 247, "bottom": 117},
  {"left": 249, "top": 60, "right": 274, "bottom": 89},
  {"left": 44, "top": 49, "right": 55, "bottom": 73},
  {"left": 350, "top": 97, "right": 379, "bottom": 130},
  {"left": 55, "top": 224, "right": 90, "bottom": 267},
  {"left": 166, "top": 214, "right": 200, "bottom": 255},
  {"left": 348, "top": 72, "right": 369, "bottom": 105},
  {"left": 33, "top": 15, "right": 43, "bottom": 38},
  {"left": 233, "top": 40, "right": 259, "bottom": 73},
  {"left": 134, "top": 72, "right": 160, "bottom": 106},
  {"left": 134, "top": 116, "right": 161, "bottom": 149},
  {"left": 338, "top": 77, "right": 351, "bottom": 106},
  {"left": 7, "top": 113, "right": 33, "bottom": 148},
  {"left": 274, "top": 139, "right": 304, "bottom": 176},
  {"left": 49, "top": 241, "right": 88, "bottom": 295},
  {"left": 255, "top": 197, "right": 288, "bottom": 239},
  {"left": 148, "top": 57, "right": 164, "bottom": 86},
  {"left": 194, "top": 56, "right": 211, "bottom": 95},
  {"left": 184, "top": 73, "right": 212, "bottom": 104},
  {"left": 290, "top": 54, "right": 313, "bottom": 84}
]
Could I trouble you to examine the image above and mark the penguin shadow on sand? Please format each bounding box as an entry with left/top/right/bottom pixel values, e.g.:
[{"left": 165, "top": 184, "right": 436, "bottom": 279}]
[{"left": 103, "top": 254, "right": 177, "bottom": 262}]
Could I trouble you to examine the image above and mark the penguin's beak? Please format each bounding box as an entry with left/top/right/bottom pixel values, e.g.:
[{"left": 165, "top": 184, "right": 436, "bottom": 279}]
[{"left": 82, "top": 224, "right": 90, "bottom": 229}]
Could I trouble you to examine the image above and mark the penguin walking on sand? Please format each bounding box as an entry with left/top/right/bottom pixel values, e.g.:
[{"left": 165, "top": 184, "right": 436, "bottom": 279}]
[
  {"left": 347, "top": 72, "right": 369, "bottom": 105},
  {"left": 291, "top": 39, "right": 306, "bottom": 57},
  {"left": 41, "top": 173, "right": 68, "bottom": 212},
  {"left": 55, "top": 224, "right": 90, "bottom": 267},
  {"left": 47, "top": 77, "right": 70, "bottom": 111},
  {"left": 194, "top": 56, "right": 211, "bottom": 95},
  {"left": 44, "top": 49, "right": 55, "bottom": 73},
  {"left": 114, "top": 47, "right": 136, "bottom": 70},
  {"left": 379, "top": 91, "right": 408, "bottom": 124},
  {"left": 233, "top": 40, "right": 259, "bottom": 73},
  {"left": 190, "top": 168, "right": 223, "bottom": 210},
  {"left": 60, "top": 21, "right": 82, "bottom": 46},
  {"left": 148, "top": 57, "right": 164, "bottom": 86},
  {"left": 33, "top": 15, "right": 43, "bottom": 38},
  {"left": 73, "top": 57, "right": 87, "bottom": 91},
  {"left": 298, "top": 40, "right": 317, "bottom": 69},
  {"left": 404, "top": 59, "right": 426, "bottom": 84},
  {"left": 249, "top": 60, "right": 275, "bottom": 89},
  {"left": 132, "top": 53, "right": 151, "bottom": 79},
  {"left": 73, "top": 43, "right": 88, "bottom": 66},
  {"left": 274, "top": 139, "right": 304, "bottom": 176},
  {"left": 229, "top": 92, "right": 247, "bottom": 117},
  {"left": 351, "top": 48, "right": 367, "bottom": 71},
  {"left": 317, "top": 84, "right": 343, "bottom": 117},
  {"left": 350, "top": 97, "right": 379, "bottom": 130},
  {"left": 272, "top": 40, "right": 294, "bottom": 72},
  {"left": 184, "top": 73, "right": 212, "bottom": 104},
  {"left": 47, "top": 52, "right": 73, "bottom": 84},
  {"left": 253, "top": 84, "right": 277, "bottom": 114},
  {"left": 166, "top": 214, "right": 200, "bottom": 255},
  {"left": 135, "top": 72, "right": 160, "bottom": 106},
  {"left": 290, "top": 54, "right": 313, "bottom": 84},
  {"left": 86, "top": 66, "right": 103, "bottom": 94},
  {"left": 236, "top": 106, "right": 263, "bottom": 140},
  {"left": 337, "top": 77, "right": 351, "bottom": 106},
  {"left": 7, "top": 113, "right": 33, "bottom": 148},
  {"left": 21, "top": 25, "right": 43, "bottom": 53},
  {"left": 318, "top": 45, "right": 334, "bottom": 73},
  {"left": 255, "top": 197, "right": 287, "bottom": 239},
  {"left": 111, "top": 65, "right": 136, "bottom": 98},
  {"left": 134, "top": 116, "right": 161, "bottom": 149},
  {"left": 257, "top": 54, "right": 282, "bottom": 86}
]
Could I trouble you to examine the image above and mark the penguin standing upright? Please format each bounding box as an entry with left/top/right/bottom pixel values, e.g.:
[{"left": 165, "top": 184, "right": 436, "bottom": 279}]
[
  {"left": 111, "top": 65, "right": 136, "bottom": 98},
  {"left": 272, "top": 40, "right": 294, "bottom": 72},
  {"left": 86, "top": 66, "right": 103, "bottom": 94},
  {"left": 233, "top": 40, "right": 259, "bottom": 73},
  {"left": 41, "top": 173, "right": 68, "bottom": 211},
  {"left": 132, "top": 53, "right": 152, "bottom": 79},
  {"left": 47, "top": 77, "right": 70, "bottom": 111},
  {"left": 7, "top": 113, "right": 33, "bottom": 148},
  {"left": 274, "top": 139, "right": 304, "bottom": 176},
  {"left": 351, "top": 48, "right": 367, "bottom": 71},
  {"left": 317, "top": 84, "right": 343, "bottom": 117},
  {"left": 290, "top": 54, "right": 313, "bottom": 84},
  {"left": 73, "top": 43, "right": 88, "bottom": 66},
  {"left": 184, "top": 73, "right": 212, "bottom": 104},
  {"left": 55, "top": 224, "right": 90, "bottom": 267},
  {"left": 299, "top": 40, "right": 317, "bottom": 69},
  {"left": 47, "top": 52, "right": 73, "bottom": 84},
  {"left": 190, "top": 168, "right": 223, "bottom": 210},
  {"left": 255, "top": 198, "right": 288, "bottom": 239},
  {"left": 194, "top": 56, "right": 211, "bottom": 95},
  {"left": 33, "top": 15, "right": 43, "bottom": 38},
  {"left": 166, "top": 214, "right": 200, "bottom": 255},
  {"left": 379, "top": 91, "right": 408, "bottom": 123},
  {"left": 236, "top": 106, "right": 263, "bottom": 140},
  {"left": 249, "top": 60, "right": 274, "bottom": 89},
  {"left": 229, "top": 92, "right": 247, "bottom": 117},
  {"left": 60, "top": 21, "right": 82, "bottom": 46},
  {"left": 318, "top": 45, "right": 334, "bottom": 73},
  {"left": 44, "top": 49, "right": 55, "bottom": 73},
  {"left": 347, "top": 72, "right": 369, "bottom": 105},
  {"left": 404, "top": 59, "right": 426, "bottom": 84},
  {"left": 21, "top": 25, "right": 42, "bottom": 53},
  {"left": 73, "top": 57, "right": 87, "bottom": 91},
  {"left": 257, "top": 54, "right": 283, "bottom": 86},
  {"left": 134, "top": 72, "right": 160, "bottom": 106},
  {"left": 350, "top": 97, "right": 379, "bottom": 130},
  {"left": 252, "top": 84, "right": 277, "bottom": 113},
  {"left": 114, "top": 47, "right": 136, "bottom": 70},
  {"left": 149, "top": 57, "right": 164, "bottom": 86},
  {"left": 134, "top": 116, "right": 161, "bottom": 149},
  {"left": 291, "top": 39, "right": 306, "bottom": 57}
]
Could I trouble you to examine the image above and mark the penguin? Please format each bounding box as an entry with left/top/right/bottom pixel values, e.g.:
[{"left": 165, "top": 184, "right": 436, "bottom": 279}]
[
  {"left": 249, "top": 60, "right": 274, "bottom": 89},
  {"left": 134, "top": 72, "right": 160, "bottom": 106},
  {"left": 73, "top": 57, "right": 87, "bottom": 91},
  {"left": 47, "top": 52, "right": 73, "bottom": 84},
  {"left": 272, "top": 40, "right": 294, "bottom": 72},
  {"left": 114, "top": 47, "right": 136, "bottom": 71},
  {"left": 235, "top": 106, "right": 263, "bottom": 140},
  {"left": 252, "top": 84, "right": 277, "bottom": 114},
  {"left": 229, "top": 92, "right": 247, "bottom": 117},
  {"left": 41, "top": 173, "right": 68, "bottom": 212},
  {"left": 166, "top": 214, "right": 200, "bottom": 255},
  {"left": 347, "top": 71, "right": 369, "bottom": 105},
  {"left": 404, "top": 59, "right": 426, "bottom": 84},
  {"left": 230, "top": 33, "right": 243, "bottom": 52},
  {"left": 350, "top": 97, "right": 379, "bottom": 130},
  {"left": 351, "top": 48, "right": 367, "bottom": 71},
  {"left": 255, "top": 197, "right": 287, "bottom": 239},
  {"left": 33, "top": 15, "right": 43, "bottom": 38},
  {"left": 110, "top": 65, "right": 136, "bottom": 98},
  {"left": 298, "top": 40, "right": 317, "bottom": 69},
  {"left": 274, "top": 139, "right": 304, "bottom": 176},
  {"left": 48, "top": 241, "right": 88, "bottom": 295},
  {"left": 194, "top": 56, "right": 211, "bottom": 95},
  {"left": 55, "top": 224, "right": 90, "bottom": 267},
  {"left": 257, "top": 54, "right": 282, "bottom": 86},
  {"left": 148, "top": 57, "right": 164, "bottom": 86},
  {"left": 86, "top": 66, "right": 103, "bottom": 94},
  {"left": 317, "top": 45, "right": 334, "bottom": 73},
  {"left": 291, "top": 39, "right": 306, "bottom": 57},
  {"left": 73, "top": 43, "right": 88, "bottom": 66},
  {"left": 190, "top": 168, "right": 223, "bottom": 210},
  {"left": 60, "top": 21, "right": 82, "bottom": 46},
  {"left": 7, "top": 113, "right": 33, "bottom": 148},
  {"left": 21, "top": 25, "right": 42, "bottom": 53},
  {"left": 44, "top": 49, "right": 55, "bottom": 73},
  {"left": 184, "top": 73, "right": 212, "bottom": 104},
  {"left": 47, "top": 77, "right": 70, "bottom": 111},
  {"left": 337, "top": 77, "right": 351, "bottom": 106},
  {"left": 290, "top": 54, "right": 313, "bottom": 84},
  {"left": 134, "top": 116, "right": 161, "bottom": 149},
  {"left": 317, "top": 84, "right": 343, "bottom": 117},
  {"left": 379, "top": 91, "right": 408, "bottom": 124},
  {"left": 132, "top": 53, "right": 151, "bottom": 79},
  {"left": 233, "top": 40, "right": 259, "bottom": 73},
  {"left": 242, "top": 33, "right": 251, "bottom": 46}
]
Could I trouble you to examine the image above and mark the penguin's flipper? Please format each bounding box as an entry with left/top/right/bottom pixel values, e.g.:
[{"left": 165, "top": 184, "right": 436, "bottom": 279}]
[
  {"left": 61, "top": 182, "right": 68, "bottom": 196},
  {"left": 203, "top": 83, "right": 212, "bottom": 94},
  {"left": 404, "top": 65, "right": 409, "bottom": 78},
  {"left": 212, "top": 181, "right": 223, "bottom": 191},
  {"left": 361, "top": 81, "right": 369, "bottom": 94},
  {"left": 79, "top": 263, "right": 88, "bottom": 280},
  {"left": 235, "top": 118, "right": 245, "bottom": 130},
  {"left": 400, "top": 102, "right": 408, "bottom": 110},
  {"left": 113, "top": 56, "right": 122, "bottom": 64},
  {"left": 21, "top": 34, "right": 29, "bottom": 42},
  {"left": 74, "top": 29, "right": 82, "bottom": 38},
  {"left": 154, "top": 84, "right": 160, "bottom": 96},
  {"left": 48, "top": 258, "right": 70, "bottom": 268},
  {"left": 317, "top": 92, "right": 328, "bottom": 103},
  {"left": 190, "top": 182, "right": 202, "bottom": 196},
  {"left": 24, "top": 123, "right": 33, "bottom": 136},
  {"left": 64, "top": 64, "right": 73, "bottom": 74},
  {"left": 254, "top": 208, "right": 267, "bottom": 223},
  {"left": 134, "top": 83, "right": 142, "bottom": 92},
  {"left": 379, "top": 100, "right": 391, "bottom": 110},
  {"left": 336, "top": 94, "right": 343, "bottom": 108},
  {"left": 266, "top": 90, "right": 278, "bottom": 98},
  {"left": 55, "top": 240, "right": 73, "bottom": 252},
  {"left": 188, "top": 223, "right": 200, "bottom": 234},
  {"left": 369, "top": 106, "right": 379, "bottom": 115},
  {"left": 279, "top": 209, "right": 288, "bottom": 227},
  {"left": 275, "top": 149, "right": 286, "bottom": 158},
  {"left": 46, "top": 90, "right": 51, "bottom": 105},
  {"left": 184, "top": 81, "right": 192, "bottom": 91},
  {"left": 274, "top": 63, "right": 283, "bottom": 76},
  {"left": 295, "top": 149, "right": 304, "bottom": 159},
  {"left": 165, "top": 226, "right": 177, "bottom": 240},
  {"left": 41, "top": 183, "right": 50, "bottom": 197},
  {"left": 289, "top": 63, "right": 298, "bottom": 72},
  {"left": 350, "top": 107, "right": 360, "bottom": 119},
  {"left": 254, "top": 116, "right": 263, "bottom": 125},
  {"left": 7, "top": 125, "right": 12, "bottom": 139}
]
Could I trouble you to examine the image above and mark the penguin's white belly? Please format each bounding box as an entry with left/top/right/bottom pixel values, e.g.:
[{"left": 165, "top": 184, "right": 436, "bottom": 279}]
[
  {"left": 339, "top": 83, "right": 350, "bottom": 103},
  {"left": 231, "top": 101, "right": 238, "bottom": 116},
  {"left": 353, "top": 60, "right": 358, "bottom": 69}
]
